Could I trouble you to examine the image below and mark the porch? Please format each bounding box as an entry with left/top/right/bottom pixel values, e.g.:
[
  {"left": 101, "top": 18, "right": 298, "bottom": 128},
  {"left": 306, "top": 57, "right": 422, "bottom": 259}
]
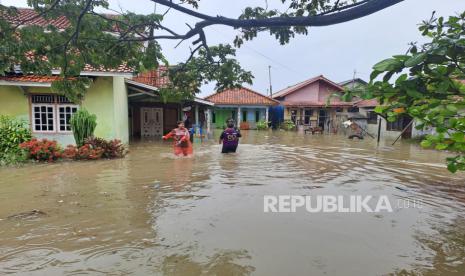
[
  {"left": 126, "top": 80, "right": 213, "bottom": 140},
  {"left": 212, "top": 105, "right": 269, "bottom": 129}
]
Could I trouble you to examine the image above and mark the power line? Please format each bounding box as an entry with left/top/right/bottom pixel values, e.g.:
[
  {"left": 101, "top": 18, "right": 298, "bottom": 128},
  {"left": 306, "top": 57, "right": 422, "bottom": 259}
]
[
  {"left": 210, "top": 26, "right": 307, "bottom": 78},
  {"left": 240, "top": 43, "right": 307, "bottom": 78}
]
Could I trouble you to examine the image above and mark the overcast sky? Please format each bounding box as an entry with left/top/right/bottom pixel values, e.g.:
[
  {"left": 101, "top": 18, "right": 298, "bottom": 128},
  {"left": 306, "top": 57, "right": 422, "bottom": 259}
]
[{"left": 4, "top": 0, "right": 465, "bottom": 97}]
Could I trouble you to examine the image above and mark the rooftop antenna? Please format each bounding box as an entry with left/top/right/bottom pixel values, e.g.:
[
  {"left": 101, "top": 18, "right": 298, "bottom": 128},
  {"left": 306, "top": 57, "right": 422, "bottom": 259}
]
[{"left": 268, "top": 65, "right": 273, "bottom": 97}]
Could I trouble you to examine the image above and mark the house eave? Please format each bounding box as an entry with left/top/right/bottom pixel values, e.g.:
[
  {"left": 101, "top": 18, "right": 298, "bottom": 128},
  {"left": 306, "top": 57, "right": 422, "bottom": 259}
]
[
  {"left": 0, "top": 80, "right": 52, "bottom": 87},
  {"left": 51, "top": 69, "right": 133, "bottom": 77},
  {"left": 193, "top": 97, "right": 214, "bottom": 106},
  {"left": 125, "top": 79, "right": 160, "bottom": 91}
]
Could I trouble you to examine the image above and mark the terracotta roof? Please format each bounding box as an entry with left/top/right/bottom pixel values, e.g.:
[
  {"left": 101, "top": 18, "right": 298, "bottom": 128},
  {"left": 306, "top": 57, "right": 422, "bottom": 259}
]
[
  {"left": 0, "top": 75, "right": 66, "bottom": 83},
  {"left": 4, "top": 8, "right": 70, "bottom": 29},
  {"left": 131, "top": 67, "right": 170, "bottom": 88},
  {"left": 205, "top": 87, "right": 279, "bottom": 106},
  {"left": 281, "top": 100, "right": 355, "bottom": 107},
  {"left": 273, "top": 75, "right": 344, "bottom": 98},
  {"left": 3, "top": 9, "right": 133, "bottom": 74},
  {"left": 355, "top": 99, "right": 379, "bottom": 107}
]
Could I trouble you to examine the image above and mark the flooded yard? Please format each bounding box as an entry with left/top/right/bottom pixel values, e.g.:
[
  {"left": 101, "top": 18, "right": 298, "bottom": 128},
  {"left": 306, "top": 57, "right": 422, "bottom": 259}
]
[{"left": 0, "top": 130, "right": 464, "bottom": 275}]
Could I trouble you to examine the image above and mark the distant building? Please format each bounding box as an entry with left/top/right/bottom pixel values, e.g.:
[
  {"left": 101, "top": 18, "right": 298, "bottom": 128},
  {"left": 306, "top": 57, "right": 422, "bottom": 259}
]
[
  {"left": 356, "top": 99, "right": 433, "bottom": 139},
  {"left": 272, "top": 75, "right": 359, "bottom": 132},
  {"left": 339, "top": 78, "right": 368, "bottom": 90},
  {"left": 205, "top": 87, "right": 279, "bottom": 129}
]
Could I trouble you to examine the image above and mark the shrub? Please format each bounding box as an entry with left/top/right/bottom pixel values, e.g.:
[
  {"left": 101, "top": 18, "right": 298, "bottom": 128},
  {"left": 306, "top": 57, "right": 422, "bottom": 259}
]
[
  {"left": 62, "top": 144, "right": 103, "bottom": 160},
  {"left": 280, "top": 120, "right": 296, "bottom": 131},
  {"left": 63, "top": 137, "right": 127, "bottom": 160},
  {"left": 84, "top": 137, "right": 127, "bottom": 158},
  {"left": 77, "top": 144, "right": 104, "bottom": 160},
  {"left": 62, "top": 145, "right": 78, "bottom": 159},
  {"left": 70, "top": 109, "right": 97, "bottom": 147},
  {"left": 19, "top": 139, "right": 62, "bottom": 162},
  {"left": 256, "top": 120, "right": 269, "bottom": 130},
  {"left": 0, "top": 116, "right": 32, "bottom": 165}
]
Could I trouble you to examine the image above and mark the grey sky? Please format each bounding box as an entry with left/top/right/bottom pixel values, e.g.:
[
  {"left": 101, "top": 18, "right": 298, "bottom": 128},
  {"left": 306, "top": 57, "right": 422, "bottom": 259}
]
[{"left": 4, "top": 0, "right": 465, "bottom": 97}]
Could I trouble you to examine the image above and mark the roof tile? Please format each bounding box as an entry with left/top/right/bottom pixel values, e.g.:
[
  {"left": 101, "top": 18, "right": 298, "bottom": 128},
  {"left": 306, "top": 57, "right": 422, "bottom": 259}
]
[
  {"left": 0, "top": 75, "right": 66, "bottom": 83},
  {"left": 132, "top": 67, "right": 170, "bottom": 88},
  {"left": 4, "top": 8, "right": 70, "bottom": 29},
  {"left": 205, "top": 87, "right": 279, "bottom": 106}
]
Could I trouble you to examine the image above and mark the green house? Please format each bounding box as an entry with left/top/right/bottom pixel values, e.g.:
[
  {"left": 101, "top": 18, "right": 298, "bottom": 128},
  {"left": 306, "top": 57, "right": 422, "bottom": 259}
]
[
  {"left": 205, "top": 87, "right": 279, "bottom": 129},
  {"left": 0, "top": 68, "right": 214, "bottom": 145}
]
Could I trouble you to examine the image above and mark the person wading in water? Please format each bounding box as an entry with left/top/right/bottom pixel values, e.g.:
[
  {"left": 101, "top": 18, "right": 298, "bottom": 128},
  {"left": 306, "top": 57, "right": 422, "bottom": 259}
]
[
  {"left": 219, "top": 118, "right": 242, "bottom": 153},
  {"left": 163, "top": 121, "right": 193, "bottom": 156}
]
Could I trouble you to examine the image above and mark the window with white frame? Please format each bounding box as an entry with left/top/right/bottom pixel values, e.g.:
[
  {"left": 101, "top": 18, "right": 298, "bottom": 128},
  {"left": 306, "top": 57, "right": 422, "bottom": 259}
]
[
  {"left": 58, "top": 105, "right": 78, "bottom": 131},
  {"left": 31, "top": 95, "right": 79, "bottom": 133}
]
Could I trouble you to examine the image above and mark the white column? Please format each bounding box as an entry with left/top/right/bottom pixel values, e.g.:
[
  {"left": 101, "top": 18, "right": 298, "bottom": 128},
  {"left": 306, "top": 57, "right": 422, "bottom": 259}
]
[
  {"left": 195, "top": 104, "right": 200, "bottom": 134},
  {"left": 206, "top": 108, "right": 212, "bottom": 138},
  {"left": 265, "top": 107, "right": 269, "bottom": 123},
  {"left": 237, "top": 106, "right": 241, "bottom": 125}
]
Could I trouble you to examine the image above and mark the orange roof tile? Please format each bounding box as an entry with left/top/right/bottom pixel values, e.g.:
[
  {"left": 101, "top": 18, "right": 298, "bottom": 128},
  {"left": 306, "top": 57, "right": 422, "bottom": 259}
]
[
  {"left": 3, "top": 9, "right": 133, "bottom": 74},
  {"left": 0, "top": 75, "right": 67, "bottom": 83},
  {"left": 205, "top": 87, "right": 279, "bottom": 106},
  {"left": 131, "top": 67, "right": 170, "bottom": 88},
  {"left": 4, "top": 8, "right": 70, "bottom": 29}
]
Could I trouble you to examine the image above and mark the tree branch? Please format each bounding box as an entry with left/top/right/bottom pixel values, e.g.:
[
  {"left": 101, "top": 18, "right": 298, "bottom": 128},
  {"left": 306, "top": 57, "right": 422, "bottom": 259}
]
[{"left": 151, "top": 0, "right": 404, "bottom": 28}]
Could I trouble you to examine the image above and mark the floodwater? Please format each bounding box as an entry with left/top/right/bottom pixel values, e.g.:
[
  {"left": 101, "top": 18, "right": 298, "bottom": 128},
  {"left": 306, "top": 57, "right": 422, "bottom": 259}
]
[{"left": 0, "top": 131, "right": 464, "bottom": 276}]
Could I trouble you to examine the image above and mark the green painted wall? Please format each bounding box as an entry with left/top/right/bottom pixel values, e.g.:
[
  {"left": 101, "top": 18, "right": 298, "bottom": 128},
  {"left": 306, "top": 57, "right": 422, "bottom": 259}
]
[
  {"left": 0, "top": 86, "right": 29, "bottom": 121},
  {"left": 82, "top": 77, "right": 116, "bottom": 141},
  {"left": 0, "top": 76, "right": 130, "bottom": 145},
  {"left": 213, "top": 108, "right": 236, "bottom": 129},
  {"left": 112, "top": 76, "right": 129, "bottom": 143},
  {"left": 212, "top": 107, "right": 267, "bottom": 129}
]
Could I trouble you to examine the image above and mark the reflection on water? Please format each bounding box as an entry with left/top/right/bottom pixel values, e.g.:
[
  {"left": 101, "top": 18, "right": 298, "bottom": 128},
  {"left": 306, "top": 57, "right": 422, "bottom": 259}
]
[{"left": 0, "top": 131, "right": 464, "bottom": 275}]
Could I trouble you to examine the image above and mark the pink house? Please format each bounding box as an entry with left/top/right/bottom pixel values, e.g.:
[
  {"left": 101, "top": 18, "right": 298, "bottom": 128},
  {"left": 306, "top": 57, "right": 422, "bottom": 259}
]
[{"left": 273, "top": 75, "right": 358, "bottom": 131}]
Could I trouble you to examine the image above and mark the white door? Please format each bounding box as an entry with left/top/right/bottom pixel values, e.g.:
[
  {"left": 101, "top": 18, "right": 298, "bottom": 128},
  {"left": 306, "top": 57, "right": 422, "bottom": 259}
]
[{"left": 141, "top": 108, "right": 163, "bottom": 138}]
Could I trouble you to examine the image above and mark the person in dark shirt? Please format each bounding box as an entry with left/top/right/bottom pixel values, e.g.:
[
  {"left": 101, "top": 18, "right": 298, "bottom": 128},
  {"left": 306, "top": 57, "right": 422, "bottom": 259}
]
[{"left": 219, "top": 118, "right": 242, "bottom": 153}]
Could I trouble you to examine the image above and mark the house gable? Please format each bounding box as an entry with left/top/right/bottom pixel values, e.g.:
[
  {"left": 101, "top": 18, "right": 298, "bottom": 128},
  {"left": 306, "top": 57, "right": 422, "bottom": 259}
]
[{"left": 274, "top": 76, "right": 344, "bottom": 103}]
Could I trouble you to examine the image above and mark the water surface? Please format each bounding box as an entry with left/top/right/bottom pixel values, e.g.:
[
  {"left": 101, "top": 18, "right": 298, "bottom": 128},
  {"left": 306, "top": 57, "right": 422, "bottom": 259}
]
[{"left": 0, "top": 131, "right": 464, "bottom": 275}]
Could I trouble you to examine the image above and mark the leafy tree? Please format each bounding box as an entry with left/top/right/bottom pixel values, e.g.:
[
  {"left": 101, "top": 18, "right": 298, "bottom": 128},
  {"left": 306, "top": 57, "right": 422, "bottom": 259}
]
[
  {"left": 0, "top": 0, "right": 404, "bottom": 102},
  {"left": 344, "top": 12, "right": 465, "bottom": 172}
]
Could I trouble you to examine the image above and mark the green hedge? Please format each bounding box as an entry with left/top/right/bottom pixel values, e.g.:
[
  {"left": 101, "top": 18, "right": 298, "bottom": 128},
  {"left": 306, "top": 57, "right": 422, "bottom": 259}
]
[{"left": 0, "top": 116, "right": 32, "bottom": 165}]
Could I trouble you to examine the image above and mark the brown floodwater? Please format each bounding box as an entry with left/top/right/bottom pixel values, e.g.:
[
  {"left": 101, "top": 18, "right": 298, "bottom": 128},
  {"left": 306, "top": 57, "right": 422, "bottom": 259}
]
[{"left": 0, "top": 130, "right": 464, "bottom": 275}]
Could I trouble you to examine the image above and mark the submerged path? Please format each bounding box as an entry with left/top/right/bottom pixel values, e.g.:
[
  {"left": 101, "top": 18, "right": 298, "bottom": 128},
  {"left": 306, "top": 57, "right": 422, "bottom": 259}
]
[{"left": 0, "top": 131, "right": 464, "bottom": 275}]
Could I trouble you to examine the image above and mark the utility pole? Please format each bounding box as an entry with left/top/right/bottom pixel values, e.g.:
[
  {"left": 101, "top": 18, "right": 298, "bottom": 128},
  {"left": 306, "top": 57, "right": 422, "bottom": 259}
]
[
  {"left": 352, "top": 69, "right": 357, "bottom": 89},
  {"left": 268, "top": 65, "right": 273, "bottom": 97}
]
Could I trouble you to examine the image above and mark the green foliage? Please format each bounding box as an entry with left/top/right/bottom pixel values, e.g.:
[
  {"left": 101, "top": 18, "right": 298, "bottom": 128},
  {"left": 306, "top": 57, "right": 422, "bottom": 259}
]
[
  {"left": 51, "top": 77, "right": 92, "bottom": 104},
  {"left": 233, "top": 0, "right": 356, "bottom": 47},
  {"left": 0, "top": 115, "right": 32, "bottom": 165},
  {"left": 280, "top": 120, "right": 296, "bottom": 131},
  {"left": 344, "top": 12, "right": 465, "bottom": 172},
  {"left": 70, "top": 109, "right": 97, "bottom": 147},
  {"left": 256, "top": 120, "right": 269, "bottom": 130},
  {"left": 160, "top": 44, "right": 254, "bottom": 102},
  {"left": 0, "top": 2, "right": 253, "bottom": 102}
]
